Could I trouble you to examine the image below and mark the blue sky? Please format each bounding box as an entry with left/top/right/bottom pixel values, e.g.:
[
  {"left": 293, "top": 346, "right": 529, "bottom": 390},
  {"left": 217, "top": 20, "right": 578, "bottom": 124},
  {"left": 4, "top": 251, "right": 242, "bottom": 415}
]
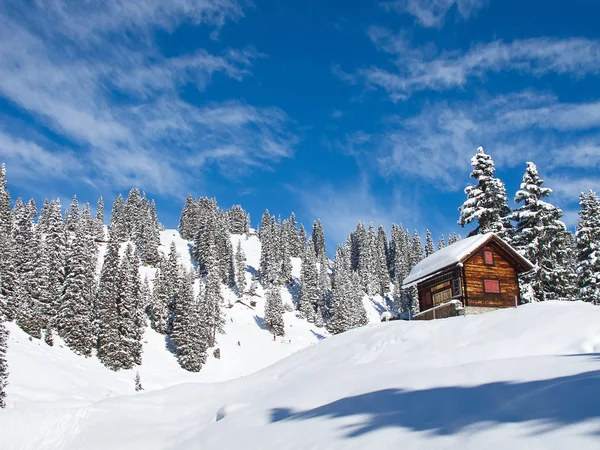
[{"left": 1, "top": 0, "right": 600, "bottom": 249}]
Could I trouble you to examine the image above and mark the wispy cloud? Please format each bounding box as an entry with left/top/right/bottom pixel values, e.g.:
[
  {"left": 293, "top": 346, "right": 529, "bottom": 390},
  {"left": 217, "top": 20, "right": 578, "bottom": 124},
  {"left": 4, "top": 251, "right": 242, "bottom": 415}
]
[
  {"left": 345, "top": 29, "right": 600, "bottom": 101},
  {"left": 347, "top": 92, "right": 600, "bottom": 193},
  {"left": 0, "top": 0, "right": 293, "bottom": 196},
  {"left": 382, "top": 0, "right": 488, "bottom": 28}
]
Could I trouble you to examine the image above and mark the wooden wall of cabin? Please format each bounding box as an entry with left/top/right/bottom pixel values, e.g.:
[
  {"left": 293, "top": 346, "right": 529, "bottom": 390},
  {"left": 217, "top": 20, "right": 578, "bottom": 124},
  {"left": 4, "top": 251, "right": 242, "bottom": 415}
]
[
  {"left": 417, "top": 270, "right": 462, "bottom": 312},
  {"left": 463, "top": 242, "right": 521, "bottom": 308}
]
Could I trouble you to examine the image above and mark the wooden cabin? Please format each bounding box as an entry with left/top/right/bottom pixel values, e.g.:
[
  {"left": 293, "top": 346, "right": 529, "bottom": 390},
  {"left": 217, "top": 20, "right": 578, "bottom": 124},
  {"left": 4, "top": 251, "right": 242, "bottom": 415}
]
[{"left": 402, "top": 233, "right": 533, "bottom": 318}]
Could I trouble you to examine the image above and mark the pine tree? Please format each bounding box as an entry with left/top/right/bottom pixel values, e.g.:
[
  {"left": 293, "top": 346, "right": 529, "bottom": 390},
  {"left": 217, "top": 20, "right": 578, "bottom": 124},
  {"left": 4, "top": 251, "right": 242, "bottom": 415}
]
[
  {"left": 448, "top": 232, "right": 462, "bottom": 245},
  {"left": 95, "top": 196, "right": 105, "bottom": 241},
  {"left": 192, "top": 198, "right": 218, "bottom": 275},
  {"left": 317, "top": 252, "right": 331, "bottom": 317},
  {"left": 437, "top": 235, "right": 446, "bottom": 250},
  {"left": 0, "top": 313, "right": 7, "bottom": 409},
  {"left": 264, "top": 286, "right": 285, "bottom": 336},
  {"left": 0, "top": 233, "right": 16, "bottom": 320},
  {"left": 0, "top": 164, "right": 11, "bottom": 238},
  {"left": 58, "top": 220, "right": 95, "bottom": 356},
  {"left": 134, "top": 371, "right": 144, "bottom": 391},
  {"left": 311, "top": 220, "right": 326, "bottom": 259},
  {"left": 298, "top": 224, "right": 307, "bottom": 253},
  {"left": 512, "top": 162, "right": 577, "bottom": 302},
  {"left": 376, "top": 226, "right": 390, "bottom": 295},
  {"left": 458, "top": 146, "right": 511, "bottom": 238},
  {"left": 298, "top": 246, "right": 319, "bottom": 321},
  {"left": 410, "top": 230, "right": 424, "bottom": 270},
  {"left": 234, "top": 240, "right": 246, "bottom": 295},
  {"left": 575, "top": 191, "right": 600, "bottom": 304},
  {"left": 149, "top": 268, "right": 169, "bottom": 334},
  {"left": 163, "top": 242, "right": 180, "bottom": 334},
  {"left": 281, "top": 235, "right": 293, "bottom": 285},
  {"left": 360, "top": 223, "right": 378, "bottom": 295},
  {"left": 204, "top": 246, "right": 225, "bottom": 347},
  {"left": 327, "top": 245, "right": 354, "bottom": 334},
  {"left": 178, "top": 194, "right": 195, "bottom": 240},
  {"left": 140, "top": 276, "right": 152, "bottom": 314},
  {"left": 227, "top": 205, "right": 250, "bottom": 234},
  {"left": 109, "top": 194, "right": 128, "bottom": 243},
  {"left": 118, "top": 244, "right": 145, "bottom": 367},
  {"left": 65, "top": 195, "right": 79, "bottom": 232},
  {"left": 350, "top": 271, "right": 369, "bottom": 328},
  {"left": 172, "top": 269, "right": 208, "bottom": 372},
  {"left": 96, "top": 233, "right": 126, "bottom": 370},
  {"left": 425, "top": 230, "right": 435, "bottom": 257}
]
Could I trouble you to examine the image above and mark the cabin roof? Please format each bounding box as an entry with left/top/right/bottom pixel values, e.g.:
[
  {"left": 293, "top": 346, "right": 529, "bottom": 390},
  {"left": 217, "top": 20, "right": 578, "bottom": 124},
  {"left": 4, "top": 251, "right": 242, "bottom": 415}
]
[{"left": 402, "top": 233, "right": 533, "bottom": 288}]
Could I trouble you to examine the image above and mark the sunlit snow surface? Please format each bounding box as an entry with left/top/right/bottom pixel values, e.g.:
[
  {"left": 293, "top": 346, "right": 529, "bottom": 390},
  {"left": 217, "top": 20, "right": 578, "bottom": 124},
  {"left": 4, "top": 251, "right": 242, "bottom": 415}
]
[{"left": 3, "top": 231, "right": 600, "bottom": 449}]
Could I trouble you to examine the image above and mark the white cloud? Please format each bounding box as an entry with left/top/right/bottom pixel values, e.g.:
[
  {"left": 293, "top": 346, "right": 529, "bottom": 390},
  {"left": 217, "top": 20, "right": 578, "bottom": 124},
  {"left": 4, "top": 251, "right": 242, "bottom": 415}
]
[
  {"left": 382, "top": 0, "right": 488, "bottom": 28},
  {"left": 354, "top": 30, "right": 600, "bottom": 100},
  {"left": 0, "top": 0, "right": 293, "bottom": 196}
]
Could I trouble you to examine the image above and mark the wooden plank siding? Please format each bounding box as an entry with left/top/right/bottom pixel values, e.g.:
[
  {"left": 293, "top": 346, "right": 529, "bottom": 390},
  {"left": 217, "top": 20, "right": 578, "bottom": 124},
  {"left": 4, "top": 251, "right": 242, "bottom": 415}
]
[{"left": 463, "top": 241, "right": 520, "bottom": 308}]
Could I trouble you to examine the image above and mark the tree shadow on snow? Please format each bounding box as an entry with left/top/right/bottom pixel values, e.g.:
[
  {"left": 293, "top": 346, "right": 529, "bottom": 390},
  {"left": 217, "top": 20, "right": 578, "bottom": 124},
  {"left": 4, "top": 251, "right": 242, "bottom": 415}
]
[
  {"left": 247, "top": 266, "right": 258, "bottom": 277},
  {"left": 286, "top": 281, "right": 301, "bottom": 308},
  {"left": 271, "top": 364, "right": 600, "bottom": 438},
  {"left": 186, "top": 243, "right": 198, "bottom": 271},
  {"left": 310, "top": 330, "right": 326, "bottom": 341},
  {"left": 164, "top": 334, "right": 178, "bottom": 357},
  {"left": 254, "top": 314, "right": 265, "bottom": 329}
]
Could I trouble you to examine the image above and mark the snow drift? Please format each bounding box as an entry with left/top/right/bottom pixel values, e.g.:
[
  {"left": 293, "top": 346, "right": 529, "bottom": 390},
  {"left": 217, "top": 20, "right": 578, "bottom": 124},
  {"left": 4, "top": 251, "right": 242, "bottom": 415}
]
[{"left": 3, "top": 301, "right": 600, "bottom": 449}]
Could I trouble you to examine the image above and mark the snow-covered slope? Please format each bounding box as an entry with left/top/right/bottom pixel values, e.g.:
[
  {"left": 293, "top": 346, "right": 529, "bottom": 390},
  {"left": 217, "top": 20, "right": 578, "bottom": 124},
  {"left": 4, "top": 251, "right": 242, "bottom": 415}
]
[
  {"left": 3, "top": 301, "right": 600, "bottom": 449},
  {"left": 3, "top": 229, "right": 388, "bottom": 409}
]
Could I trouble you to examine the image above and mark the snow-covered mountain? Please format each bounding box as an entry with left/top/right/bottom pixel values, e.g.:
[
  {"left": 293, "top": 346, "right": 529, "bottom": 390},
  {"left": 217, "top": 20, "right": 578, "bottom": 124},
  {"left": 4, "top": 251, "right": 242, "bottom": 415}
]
[{"left": 4, "top": 301, "right": 600, "bottom": 449}]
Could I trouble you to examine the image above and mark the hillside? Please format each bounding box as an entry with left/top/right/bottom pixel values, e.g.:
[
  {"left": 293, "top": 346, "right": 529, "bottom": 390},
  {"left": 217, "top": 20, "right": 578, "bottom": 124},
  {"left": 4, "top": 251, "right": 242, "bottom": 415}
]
[
  {"left": 3, "top": 301, "right": 600, "bottom": 449},
  {"left": 3, "top": 228, "right": 388, "bottom": 409}
]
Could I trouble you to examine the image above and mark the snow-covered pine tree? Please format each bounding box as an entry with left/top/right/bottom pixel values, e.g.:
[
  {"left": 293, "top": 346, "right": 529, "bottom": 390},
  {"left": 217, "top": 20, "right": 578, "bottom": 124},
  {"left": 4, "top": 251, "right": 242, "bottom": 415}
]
[
  {"left": 360, "top": 223, "right": 379, "bottom": 295},
  {"left": 575, "top": 191, "right": 600, "bottom": 304},
  {"left": 172, "top": 270, "right": 207, "bottom": 372},
  {"left": 448, "top": 232, "right": 461, "bottom": 245},
  {"left": 192, "top": 198, "right": 218, "bottom": 275},
  {"left": 96, "top": 232, "right": 126, "bottom": 370},
  {"left": 311, "top": 220, "right": 326, "bottom": 259},
  {"left": 58, "top": 220, "right": 95, "bottom": 356},
  {"left": 95, "top": 196, "right": 105, "bottom": 241},
  {"left": 134, "top": 371, "right": 143, "bottom": 391},
  {"left": 234, "top": 240, "right": 247, "bottom": 295},
  {"left": 149, "top": 268, "right": 168, "bottom": 334},
  {"left": 0, "top": 311, "right": 7, "bottom": 408},
  {"left": 376, "top": 226, "right": 390, "bottom": 295},
  {"left": 178, "top": 194, "right": 195, "bottom": 240},
  {"left": 281, "top": 233, "right": 293, "bottom": 285},
  {"left": 65, "top": 195, "right": 79, "bottom": 232},
  {"left": 259, "top": 209, "right": 271, "bottom": 240},
  {"left": 327, "top": 245, "right": 353, "bottom": 334},
  {"left": 350, "top": 271, "right": 369, "bottom": 328},
  {"left": 511, "top": 162, "right": 577, "bottom": 302},
  {"left": 425, "top": 230, "right": 435, "bottom": 257},
  {"left": 298, "top": 223, "right": 307, "bottom": 252},
  {"left": 215, "top": 213, "right": 234, "bottom": 286},
  {"left": 437, "top": 235, "right": 446, "bottom": 250},
  {"left": 0, "top": 232, "right": 16, "bottom": 320},
  {"left": 410, "top": 230, "right": 424, "bottom": 270},
  {"left": 204, "top": 245, "right": 225, "bottom": 347},
  {"left": 162, "top": 242, "right": 181, "bottom": 334},
  {"left": 317, "top": 252, "right": 331, "bottom": 317},
  {"left": 264, "top": 286, "right": 285, "bottom": 336},
  {"left": 118, "top": 244, "right": 144, "bottom": 367},
  {"left": 350, "top": 222, "right": 365, "bottom": 272},
  {"left": 298, "top": 245, "right": 319, "bottom": 321},
  {"left": 109, "top": 194, "right": 128, "bottom": 243},
  {"left": 227, "top": 205, "right": 250, "bottom": 234},
  {"left": 248, "top": 279, "right": 258, "bottom": 297},
  {"left": 0, "top": 164, "right": 11, "bottom": 238},
  {"left": 140, "top": 276, "right": 151, "bottom": 314},
  {"left": 458, "top": 146, "right": 512, "bottom": 238}
]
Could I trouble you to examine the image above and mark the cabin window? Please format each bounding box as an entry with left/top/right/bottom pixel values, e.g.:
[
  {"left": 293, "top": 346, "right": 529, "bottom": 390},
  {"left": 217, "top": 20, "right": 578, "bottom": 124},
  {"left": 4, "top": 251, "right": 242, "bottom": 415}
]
[
  {"left": 483, "top": 250, "right": 494, "bottom": 265},
  {"left": 484, "top": 279, "right": 500, "bottom": 293}
]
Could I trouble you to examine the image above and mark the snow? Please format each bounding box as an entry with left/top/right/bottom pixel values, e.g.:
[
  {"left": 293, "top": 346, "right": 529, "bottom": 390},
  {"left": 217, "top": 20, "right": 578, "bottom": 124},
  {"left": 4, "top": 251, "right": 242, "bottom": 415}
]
[
  {"left": 403, "top": 233, "right": 494, "bottom": 286},
  {"left": 3, "top": 301, "right": 600, "bottom": 449}
]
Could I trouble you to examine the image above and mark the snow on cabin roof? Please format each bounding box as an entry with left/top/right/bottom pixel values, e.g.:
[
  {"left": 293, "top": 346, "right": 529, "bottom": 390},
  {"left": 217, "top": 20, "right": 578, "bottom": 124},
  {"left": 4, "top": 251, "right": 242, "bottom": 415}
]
[{"left": 403, "top": 233, "right": 494, "bottom": 287}]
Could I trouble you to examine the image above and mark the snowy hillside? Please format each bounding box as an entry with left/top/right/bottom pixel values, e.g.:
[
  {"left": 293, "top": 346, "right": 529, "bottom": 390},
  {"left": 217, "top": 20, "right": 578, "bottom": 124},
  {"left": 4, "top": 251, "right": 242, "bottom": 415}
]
[
  {"left": 3, "top": 228, "right": 388, "bottom": 409},
  {"left": 3, "top": 301, "right": 600, "bottom": 449}
]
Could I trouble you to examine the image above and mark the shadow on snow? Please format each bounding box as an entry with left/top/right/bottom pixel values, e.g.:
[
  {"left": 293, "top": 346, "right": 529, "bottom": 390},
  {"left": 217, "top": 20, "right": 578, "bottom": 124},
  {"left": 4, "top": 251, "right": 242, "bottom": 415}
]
[{"left": 271, "top": 364, "right": 600, "bottom": 438}]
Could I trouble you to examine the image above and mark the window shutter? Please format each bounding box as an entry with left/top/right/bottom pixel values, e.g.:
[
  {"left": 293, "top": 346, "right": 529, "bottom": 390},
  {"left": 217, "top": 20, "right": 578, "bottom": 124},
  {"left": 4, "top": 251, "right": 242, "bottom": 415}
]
[
  {"left": 484, "top": 279, "right": 500, "bottom": 293},
  {"left": 484, "top": 251, "right": 493, "bottom": 265}
]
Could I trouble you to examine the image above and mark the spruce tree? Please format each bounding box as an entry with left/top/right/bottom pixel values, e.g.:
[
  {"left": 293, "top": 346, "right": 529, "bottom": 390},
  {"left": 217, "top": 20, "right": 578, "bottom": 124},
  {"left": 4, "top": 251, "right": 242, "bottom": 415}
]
[
  {"left": 149, "top": 268, "right": 169, "bottom": 334},
  {"left": 281, "top": 236, "right": 293, "bottom": 285},
  {"left": 410, "top": 230, "right": 424, "bottom": 270},
  {"left": 351, "top": 271, "right": 369, "bottom": 327},
  {"left": 0, "top": 313, "right": 7, "bottom": 409},
  {"left": 298, "top": 224, "right": 307, "bottom": 253},
  {"left": 234, "top": 240, "right": 246, "bottom": 295},
  {"left": 458, "top": 146, "right": 511, "bottom": 238},
  {"left": 311, "top": 220, "right": 326, "bottom": 259},
  {"left": 109, "top": 194, "right": 128, "bottom": 243},
  {"left": 437, "top": 235, "right": 446, "bottom": 250},
  {"left": 204, "top": 246, "right": 225, "bottom": 347},
  {"left": 298, "top": 246, "right": 319, "bottom": 321},
  {"left": 95, "top": 196, "right": 105, "bottom": 241},
  {"left": 512, "top": 162, "right": 577, "bottom": 302},
  {"left": 65, "top": 195, "right": 79, "bottom": 232},
  {"left": 425, "top": 230, "right": 435, "bottom": 257},
  {"left": 264, "top": 286, "right": 285, "bottom": 336},
  {"left": 227, "top": 205, "right": 250, "bottom": 234},
  {"left": 376, "top": 226, "right": 390, "bottom": 294},
  {"left": 134, "top": 371, "right": 144, "bottom": 391},
  {"left": 118, "top": 244, "right": 144, "bottom": 367},
  {"left": 360, "top": 223, "right": 378, "bottom": 295},
  {"left": 96, "top": 233, "right": 125, "bottom": 370},
  {"left": 58, "top": 220, "right": 95, "bottom": 356},
  {"left": 317, "top": 252, "right": 331, "bottom": 317},
  {"left": 0, "top": 164, "right": 11, "bottom": 238},
  {"left": 575, "top": 191, "right": 600, "bottom": 303},
  {"left": 327, "top": 245, "right": 353, "bottom": 334},
  {"left": 448, "top": 232, "right": 461, "bottom": 245},
  {"left": 172, "top": 270, "right": 208, "bottom": 371}
]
